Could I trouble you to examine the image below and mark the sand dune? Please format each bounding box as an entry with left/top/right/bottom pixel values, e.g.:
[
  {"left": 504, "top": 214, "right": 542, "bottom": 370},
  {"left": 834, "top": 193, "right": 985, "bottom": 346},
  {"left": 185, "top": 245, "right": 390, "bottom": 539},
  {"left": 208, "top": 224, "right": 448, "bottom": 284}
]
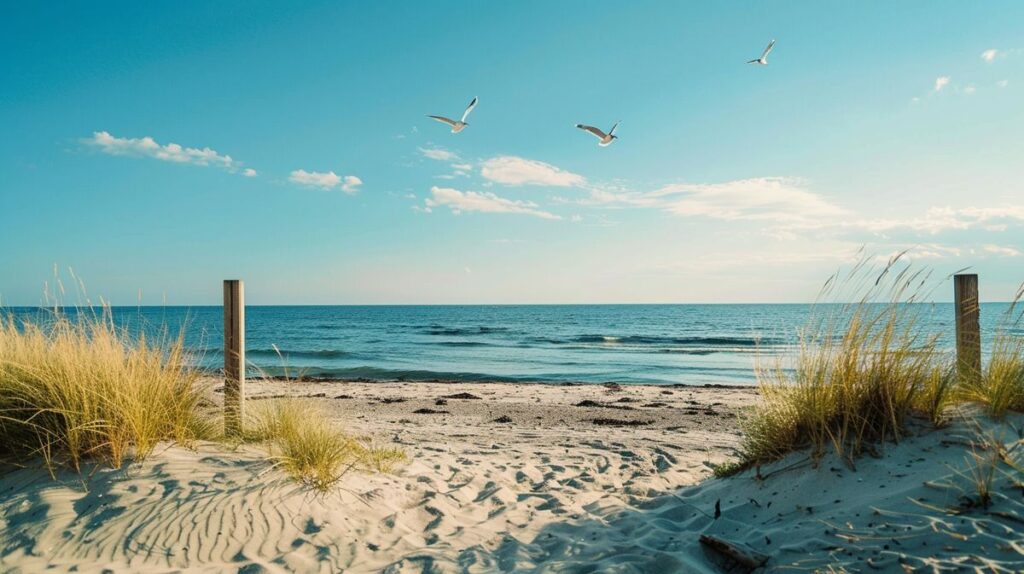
[{"left": 1, "top": 382, "right": 1022, "bottom": 572}]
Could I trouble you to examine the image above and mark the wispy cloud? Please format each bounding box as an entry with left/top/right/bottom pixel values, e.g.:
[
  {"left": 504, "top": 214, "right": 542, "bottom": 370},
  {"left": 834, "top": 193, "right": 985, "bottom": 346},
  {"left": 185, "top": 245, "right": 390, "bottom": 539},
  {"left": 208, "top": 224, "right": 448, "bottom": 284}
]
[
  {"left": 997, "top": 79, "right": 1009, "bottom": 88},
  {"left": 419, "top": 146, "right": 459, "bottom": 161},
  {"left": 981, "top": 49, "right": 1000, "bottom": 63},
  {"left": 572, "top": 177, "right": 845, "bottom": 226},
  {"left": 983, "top": 244, "right": 1022, "bottom": 257},
  {"left": 242, "top": 168, "right": 258, "bottom": 177},
  {"left": 424, "top": 186, "right": 561, "bottom": 219},
  {"left": 480, "top": 156, "right": 585, "bottom": 187},
  {"left": 289, "top": 169, "right": 362, "bottom": 194},
  {"left": 654, "top": 178, "right": 846, "bottom": 223},
  {"left": 85, "top": 131, "right": 251, "bottom": 175},
  {"left": 849, "top": 206, "right": 1024, "bottom": 235},
  {"left": 569, "top": 174, "right": 1024, "bottom": 257},
  {"left": 934, "top": 76, "right": 951, "bottom": 92}
]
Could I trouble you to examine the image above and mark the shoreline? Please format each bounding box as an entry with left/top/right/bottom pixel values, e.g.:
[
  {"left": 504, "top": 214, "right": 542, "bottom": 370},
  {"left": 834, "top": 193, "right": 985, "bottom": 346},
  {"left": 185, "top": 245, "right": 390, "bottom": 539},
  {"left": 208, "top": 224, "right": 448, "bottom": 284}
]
[
  {"left": 225, "top": 378, "right": 761, "bottom": 436},
  {"left": 220, "top": 373, "right": 760, "bottom": 390}
]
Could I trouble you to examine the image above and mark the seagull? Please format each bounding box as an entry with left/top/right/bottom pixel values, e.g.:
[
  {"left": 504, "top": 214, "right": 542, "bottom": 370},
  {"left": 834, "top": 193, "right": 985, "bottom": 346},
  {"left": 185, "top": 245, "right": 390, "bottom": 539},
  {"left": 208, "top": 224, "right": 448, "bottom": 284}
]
[
  {"left": 747, "top": 39, "right": 775, "bottom": 65},
  {"left": 575, "top": 121, "right": 619, "bottom": 147},
  {"left": 428, "top": 97, "right": 478, "bottom": 133}
]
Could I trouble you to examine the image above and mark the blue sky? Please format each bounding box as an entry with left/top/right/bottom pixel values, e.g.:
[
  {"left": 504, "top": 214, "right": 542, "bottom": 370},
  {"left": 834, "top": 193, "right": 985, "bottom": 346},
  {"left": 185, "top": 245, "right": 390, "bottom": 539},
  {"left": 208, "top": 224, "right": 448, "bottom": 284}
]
[{"left": 2, "top": 1, "right": 1023, "bottom": 305}]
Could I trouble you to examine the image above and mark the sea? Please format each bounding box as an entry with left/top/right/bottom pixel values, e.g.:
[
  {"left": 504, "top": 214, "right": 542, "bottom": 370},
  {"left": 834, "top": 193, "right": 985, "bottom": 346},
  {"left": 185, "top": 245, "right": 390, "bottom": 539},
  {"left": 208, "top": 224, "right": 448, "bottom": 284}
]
[{"left": 4, "top": 304, "right": 1019, "bottom": 386}]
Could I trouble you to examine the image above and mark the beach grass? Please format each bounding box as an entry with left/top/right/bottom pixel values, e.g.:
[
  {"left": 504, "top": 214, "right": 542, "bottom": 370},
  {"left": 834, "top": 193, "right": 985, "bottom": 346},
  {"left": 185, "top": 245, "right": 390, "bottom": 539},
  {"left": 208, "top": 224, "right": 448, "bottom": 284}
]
[
  {"left": 244, "top": 398, "right": 406, "bottom": 491},
  {"left": 0, "top": 310, "right": 210, "bottom": 473},
  {"left": 0, "top": 309, "right": 404, "bottom": 489},
  {"left": 741, "top": 256, "right": 961, "bottom": 469},
  {"left": 736, "top": 256, "right": 1024, "bottom": 473},
  {"left": 960, "top": 299, "right": 1024, "bottom": 417}
]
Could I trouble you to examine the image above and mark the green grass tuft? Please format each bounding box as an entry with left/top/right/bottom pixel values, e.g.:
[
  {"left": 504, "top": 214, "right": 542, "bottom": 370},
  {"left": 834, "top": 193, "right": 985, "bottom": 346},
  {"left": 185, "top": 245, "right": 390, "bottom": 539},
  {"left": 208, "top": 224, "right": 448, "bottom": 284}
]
[{"left": 244, "top": 399, "right": 405, "bottom": 491}]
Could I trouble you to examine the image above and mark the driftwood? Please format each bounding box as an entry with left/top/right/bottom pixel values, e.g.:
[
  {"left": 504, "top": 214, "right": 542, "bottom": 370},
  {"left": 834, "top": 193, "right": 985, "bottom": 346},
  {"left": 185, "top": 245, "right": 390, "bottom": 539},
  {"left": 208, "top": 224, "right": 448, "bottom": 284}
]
[{"left": 699, "top": 534, "right": 768, "bottom": 571}]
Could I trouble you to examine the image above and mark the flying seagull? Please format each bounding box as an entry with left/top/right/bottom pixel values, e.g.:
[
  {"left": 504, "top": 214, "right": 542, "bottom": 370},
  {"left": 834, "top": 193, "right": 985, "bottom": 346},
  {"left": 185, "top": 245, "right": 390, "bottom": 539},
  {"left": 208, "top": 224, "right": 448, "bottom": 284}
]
[
  {"left": 428, "top": 97, "right": 478, "bottom": 133},
  {"left": 747, "top": 39, "right": 775, "bottom": 65},
  {"left": 575, "top": 121, "right": 619, "bottom": 147}
]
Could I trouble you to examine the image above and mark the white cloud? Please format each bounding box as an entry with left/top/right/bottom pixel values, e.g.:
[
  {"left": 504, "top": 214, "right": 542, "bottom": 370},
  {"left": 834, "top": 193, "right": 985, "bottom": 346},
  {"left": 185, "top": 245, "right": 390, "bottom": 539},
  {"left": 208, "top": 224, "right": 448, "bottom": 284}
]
[
  {"left": 651, "top": 177, "right": 846, "bottom": 223},
  {"left": 424, "top": 186, "right": 561, "bottom": 220},
  {"left": 981, "top": 49, "right": 1000, "bottom": 62},
  {"left": 289, "top": 169, "right": 340, "bottom": 188},
  {"left": 289, "top": 169, "right": 362, "bottom": 194},
  {"left": 85, "top": 131, "right": 250, "bottom": 175},
  {"left": 983, "top": 244, "right": 1022, "bottom": 257},
  {"left": 451, "top": 163, "right": 473, "bottom": 173},
  {"left": 242, "top": 168, "right": 258, "bottom": 177},
  {"left": 934, "top": 76, "right": 951, "bottom": 92},
  {"left": 420, "top": 147, "right": 458, "bottom": 161},
  {"left": 480, "top": 156, "right": 585, "bottom": 187},
  {"left": 795, "top": 205, "right": 1024, "bottom": 238},
  {"left": 572, "top": 174, "right": 1024, "bottom": 253},
  {"left": 964, "top": 84, "right": 977, "bottom": 95},
  {"left": 997, "top": 79, "right": 1009, "bottom": 88},
  {"left": 342, "top": 175, "right": 363, "bottom": 193}
]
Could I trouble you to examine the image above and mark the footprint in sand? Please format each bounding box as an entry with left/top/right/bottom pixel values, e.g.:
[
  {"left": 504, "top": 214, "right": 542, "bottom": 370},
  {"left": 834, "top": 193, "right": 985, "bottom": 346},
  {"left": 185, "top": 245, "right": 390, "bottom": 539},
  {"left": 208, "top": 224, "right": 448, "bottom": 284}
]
[
  {"left": 473, "top": 481, "right": 502, "bottom": 503},
  {"left": 423, "top": 506, "right": 444, "bottom": 531}
]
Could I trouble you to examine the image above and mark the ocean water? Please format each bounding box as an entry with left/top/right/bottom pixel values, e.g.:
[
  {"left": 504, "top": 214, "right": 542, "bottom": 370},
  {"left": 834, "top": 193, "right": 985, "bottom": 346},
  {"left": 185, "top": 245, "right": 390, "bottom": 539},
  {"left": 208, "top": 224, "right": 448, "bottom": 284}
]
[{"left": 5, "top": 304, "right": 1019, "bottom": 385}]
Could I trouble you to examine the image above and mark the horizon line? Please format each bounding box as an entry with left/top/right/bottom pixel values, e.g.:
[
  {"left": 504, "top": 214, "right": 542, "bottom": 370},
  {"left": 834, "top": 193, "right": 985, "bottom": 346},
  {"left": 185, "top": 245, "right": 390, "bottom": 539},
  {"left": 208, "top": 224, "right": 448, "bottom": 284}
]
[{"left": 2, "top": 300, "right": 1014, "bottom": 309}]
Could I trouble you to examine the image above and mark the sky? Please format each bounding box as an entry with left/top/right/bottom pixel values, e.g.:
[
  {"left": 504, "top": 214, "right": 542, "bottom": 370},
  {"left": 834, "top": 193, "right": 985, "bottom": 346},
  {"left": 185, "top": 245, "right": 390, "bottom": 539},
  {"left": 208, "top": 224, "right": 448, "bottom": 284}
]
[{"left": 2, "top": 1, "right": 1023, "bottom": 305}]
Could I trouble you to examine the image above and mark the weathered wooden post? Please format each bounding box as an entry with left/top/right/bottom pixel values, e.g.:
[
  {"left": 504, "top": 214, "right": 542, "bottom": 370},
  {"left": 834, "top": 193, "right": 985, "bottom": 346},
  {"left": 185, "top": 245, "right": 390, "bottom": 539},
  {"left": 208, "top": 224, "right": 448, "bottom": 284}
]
[
  {"left": 954, "top": 273, "right": 981, "bottom": 383},
  {"left": 224, "top": 279, "right": 245, "bottom": 436}
]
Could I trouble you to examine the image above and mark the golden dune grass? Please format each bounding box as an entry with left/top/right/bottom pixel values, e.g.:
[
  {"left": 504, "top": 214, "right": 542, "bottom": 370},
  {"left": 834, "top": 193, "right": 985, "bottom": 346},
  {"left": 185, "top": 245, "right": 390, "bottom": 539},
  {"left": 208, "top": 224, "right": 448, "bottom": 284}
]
[
  {"left": 742, "top": 256, "right": 972, "bottom": 470},
  {"left": 0, "top": 310, "right": 404, "bottom": 489},
  {"left": 0, "top": 311, "right": 210, "bottom": 473},
  {"left": 961, "top": 293, "right": 1024, "bottom": 417},
  {"left": 244, "top": 398, "right": 406, "bottom": 491}
]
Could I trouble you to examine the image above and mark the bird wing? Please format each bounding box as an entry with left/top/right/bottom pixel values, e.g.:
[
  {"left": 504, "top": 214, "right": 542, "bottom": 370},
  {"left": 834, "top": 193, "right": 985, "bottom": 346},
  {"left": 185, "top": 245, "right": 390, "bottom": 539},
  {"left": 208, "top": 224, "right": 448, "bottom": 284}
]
[
  {"left": 576, "top": 124, "right": 607, "bottom": 139},
  {"left": 429, "top": 115, "right": 459, "bottom": 127},
  {"left": 761, "top": 39, "right": 775, "bottom": 59},
  {"left": 461, "top": 97, "right": 478, "bottom": 122},
  {"left": 608, "top": 121, "right": 620, "bottom": 136}
]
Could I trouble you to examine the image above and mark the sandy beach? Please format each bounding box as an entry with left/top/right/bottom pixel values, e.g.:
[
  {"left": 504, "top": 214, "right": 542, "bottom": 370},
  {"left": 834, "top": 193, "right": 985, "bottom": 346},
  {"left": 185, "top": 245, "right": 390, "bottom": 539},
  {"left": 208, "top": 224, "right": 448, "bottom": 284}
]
[
  {"left": 2, "top": 380, "right": 1022, "bottom": 573},
  {"left": 0, "top": 380, "right": 756, "bottom": 573}
]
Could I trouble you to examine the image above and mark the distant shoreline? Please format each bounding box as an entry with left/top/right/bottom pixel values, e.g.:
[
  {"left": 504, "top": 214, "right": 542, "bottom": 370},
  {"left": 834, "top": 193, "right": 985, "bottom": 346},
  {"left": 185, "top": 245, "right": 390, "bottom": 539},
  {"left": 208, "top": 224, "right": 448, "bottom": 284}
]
[
  {"left": 3, "top": 301, "right": 1015, "bottom": 308},
  {"left": 206, "top": 373, "right": 759, "bottom": 390}
]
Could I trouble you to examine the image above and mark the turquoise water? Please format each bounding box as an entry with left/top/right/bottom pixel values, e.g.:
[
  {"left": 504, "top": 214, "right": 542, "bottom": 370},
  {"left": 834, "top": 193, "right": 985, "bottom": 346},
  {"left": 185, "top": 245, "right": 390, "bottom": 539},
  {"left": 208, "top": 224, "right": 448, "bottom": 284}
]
[{"left": 5, "top": 304, "right": 1018, "bottom": 385}]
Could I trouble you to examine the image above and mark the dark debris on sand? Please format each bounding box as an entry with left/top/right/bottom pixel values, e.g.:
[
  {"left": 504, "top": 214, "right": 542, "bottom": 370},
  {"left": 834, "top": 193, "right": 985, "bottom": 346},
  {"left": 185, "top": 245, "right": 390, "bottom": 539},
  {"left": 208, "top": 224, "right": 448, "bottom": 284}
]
[
  {"left": 589, "top": 418, "right": 652, "bottom": 427},
  {"left": 573, "top": 400, "right": 634, "bottom": 410},
  {"left": 441, "top": 392, "right": 483, "bottom": 400}
]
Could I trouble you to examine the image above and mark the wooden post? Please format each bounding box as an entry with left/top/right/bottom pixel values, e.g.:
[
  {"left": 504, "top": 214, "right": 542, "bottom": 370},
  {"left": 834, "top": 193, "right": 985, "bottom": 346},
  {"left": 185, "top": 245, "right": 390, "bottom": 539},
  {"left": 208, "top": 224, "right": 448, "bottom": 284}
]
[
  {"left": 954, "top": 274, "right": 981, "bottom": 383},
  {"left": 224, "top": 280, "right": 245, "bottom": 436}
]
